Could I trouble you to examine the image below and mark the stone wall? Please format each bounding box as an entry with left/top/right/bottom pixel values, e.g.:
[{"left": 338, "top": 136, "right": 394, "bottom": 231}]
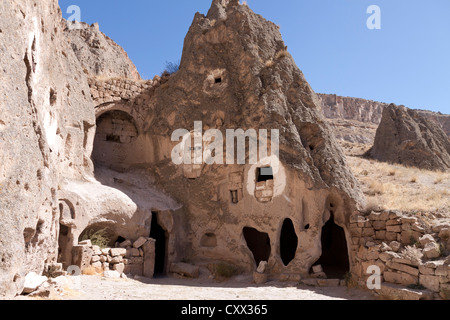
[
  {"left": 87, "top": 74, "right": 170, "bottom": 106},
  {"left": 349, "top": 211, "right": 450, "bottom": 299},
  {"left": 74, "top": 237, "right": 156, "bottom": 278}
]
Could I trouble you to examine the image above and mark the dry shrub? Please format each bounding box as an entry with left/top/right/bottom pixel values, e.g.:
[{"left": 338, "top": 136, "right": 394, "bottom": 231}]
[
  {"left": 367, "top": 181, "right": 385, "bottom": 196},
  {"left": 82, "top": 266, "right": 101, "bottom": 276},
  {"left": 410, "top": 176, "right": 417, "bottom": 183},
  {"left": 401, "top": 245, "right": 423, "bottom": 265}
]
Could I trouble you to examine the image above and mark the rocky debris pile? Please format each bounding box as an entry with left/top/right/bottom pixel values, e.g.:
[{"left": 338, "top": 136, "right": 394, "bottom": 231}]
[
  {"left": 65, "top": 21, "right": 141, "bottom": 80},
  {"left": 350, "top": 211, "right": 450, "bottom": 299},
  {"left": 366, "top": 104, "right": 450, "bottom": 171},
  {"left": 78, "top": 238, "right": 156, "bottom": 279}
]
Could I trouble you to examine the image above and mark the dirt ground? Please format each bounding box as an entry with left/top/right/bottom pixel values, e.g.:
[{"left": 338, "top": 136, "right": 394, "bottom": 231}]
[{"left": 17, "top": 274, "right": 377, "bottom": 300}]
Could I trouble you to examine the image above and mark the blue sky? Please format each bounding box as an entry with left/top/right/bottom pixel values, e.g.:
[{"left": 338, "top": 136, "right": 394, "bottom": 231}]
[{"left": 58, "top": 0, "right": 450, "bottom": 114}]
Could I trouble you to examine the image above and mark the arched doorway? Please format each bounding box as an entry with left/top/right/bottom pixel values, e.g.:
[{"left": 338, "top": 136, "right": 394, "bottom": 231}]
[
  {"left": 150, "top": 212, "right": 168, "bottom": 276},
  {"left": 312, "top": 213, "right": 350, "bottom": 279}
]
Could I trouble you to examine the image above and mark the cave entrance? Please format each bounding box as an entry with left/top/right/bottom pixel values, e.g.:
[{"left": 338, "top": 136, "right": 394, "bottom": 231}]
[
  {"left": 57, "top": 224, "right": 72, "bottom": 269},
  {"left": 280, "top": 218, "right": 298, "bottom": 266},
  {"left": 150, "top": 212, "right": 168, "bottom": 276},
  {"left": 243, "top": 227, "right": 271, "bottom": 267},
  {"left": 312, "top": 214, "right": 349, "bottom": 279}
]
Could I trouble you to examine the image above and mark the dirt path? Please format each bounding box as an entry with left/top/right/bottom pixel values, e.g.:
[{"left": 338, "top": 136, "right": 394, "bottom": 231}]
[{"left": 47, "top": 275, "right": 376, "bottom": 300}]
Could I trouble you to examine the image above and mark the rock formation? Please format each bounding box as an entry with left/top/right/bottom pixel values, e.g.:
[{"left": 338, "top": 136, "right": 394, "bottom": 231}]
[
  {"left": 65, "top": 21, "right": 141, "bottom": 81},
  {"left": 0, "top": 0, "right": 158, "bottom": 298},
  {"left": 317, "top": 94, "right": 450, "bottom": 144},
  {"left": 367, "top": 104, "right": 450, "bottom": 171},
  {"left": 85, "top": 0, "right": 364, "bottom": 282}
]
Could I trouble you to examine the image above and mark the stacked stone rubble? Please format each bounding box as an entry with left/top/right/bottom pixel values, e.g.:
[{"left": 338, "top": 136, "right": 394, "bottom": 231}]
[
  {"left": 74, "top": 237, "right": 156, "bottom": 278},
  {"left": 350, "top": 211, "right": 450, "bottom": 298}
]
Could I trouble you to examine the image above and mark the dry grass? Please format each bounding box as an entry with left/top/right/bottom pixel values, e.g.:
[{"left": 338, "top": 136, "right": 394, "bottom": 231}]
[
  {"left": 401, "top": 246, "right": 423, "bottom": 264},
  {"left": 346, "top": 154, "right": 450, "bottom": 213},
  {"left": 275, "top": 49, "right": 289, "bottom": 60},
  {"left": 81, "top": 266, "right": 102, "bottom": 276}
]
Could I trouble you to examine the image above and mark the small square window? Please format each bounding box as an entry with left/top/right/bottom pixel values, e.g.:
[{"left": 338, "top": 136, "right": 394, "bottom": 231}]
[
  {"left": 257, "top": 167, "right": 274, "bottom": 182},
  {"left": 214, "top": 77, "right": 222, "bottom": 84}
]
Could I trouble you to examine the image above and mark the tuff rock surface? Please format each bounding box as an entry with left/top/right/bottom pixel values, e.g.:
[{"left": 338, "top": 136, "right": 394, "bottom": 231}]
[
  {"left": 65, "top": 21, "right": 141, "bottom": 80},
  {"left": 367, "top": 104, "right": 450, "bottom": 171},
  {"left": 0, "top": 0, "right": 152, "bottom": 298}
]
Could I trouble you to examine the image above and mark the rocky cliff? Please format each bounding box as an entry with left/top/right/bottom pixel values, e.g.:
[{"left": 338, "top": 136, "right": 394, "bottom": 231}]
[
  {"left": 0, "top": 0, "right": 146, "bottom": 298},
  {"left": 367, "top": 104, "right": 450, "bottom": 171},
  {"left": 65, "top": 21, "right": 141, "bottom": 81},
  {"left": 0, "top": 0, "right": 95, "bottom": 297},
  {"left": 317, "top": 94, "right": 450, "bottom": 144}
]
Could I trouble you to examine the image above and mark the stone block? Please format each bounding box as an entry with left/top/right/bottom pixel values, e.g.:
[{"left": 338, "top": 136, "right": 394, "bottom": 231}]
[
  {"left": 113, "top": 263, "right": 125, "bottom": 274},
  {"left": 387, "top": 262, "right": 419, "bottom": 276},
  {"left": 386, "top": 219, "right": 401, "bottom": 226},
  {"left": 419, "top": 275, "right": 440, "bottom": 292},
  {"left": 91, "top": 255, "right": 100, "bottom": 263},
  {"left": 386, "top": 232, "right": 398, "bottom": 242},
  {"left": 362, "top": 228, "right": 375, "bottom": 237},
  {"left": 373, "top": 221, "right": 386, "bottom": 230},
  {"left": 142, "top": 239, "right": 156, "bottom": 278},
  {"left": 119, "top": 240, "right": 132, "bottom": 248},
  {"left": 369, "top": 212, "right": 389, "bottom": 221},
  {"left": 401, "top": 217, "right": 418, "bottom": 224},
  {"left": 419, "top": 264, "right": 435, "bottom": 275},
  {"left": 110, "top": 256, "right": 123, "bottom": 264},
  {"left": 435, "top": 265, "right": 448, "bottom": 277},
  {"left": 389, "top": 241, "right": 401, "bottom": 252},
  {"left": 101, "top": 248, "right": 111, "bottom": 256},
  {"left": 92, "top": 245, "right": 102, "bottom": 256},
  {"left": 72, "top": 245, "right": 93, "bottom": 271},
  {"left": 110, "top": 248, "right": 127, "bottom": 257},
  {"left": 384, "top": 271, "right": 418, "bottom": 286},
  {"left": 253, "top": 272, "right": 268, "bottom": 284},
  {"left": 379, "top": 251, "right": 400, "bottom": 262},
  {"left": 419, "top": 234, "right": 434, "bottom": 246},
  {"left": 386, "top": 225, "right": 402, "bottom": 233},
  {"left": 423, "top": 242, "right": 440, "bottom": 259},
  {"left": 375, "top": 230, "right": 386, "bottom": 240}
]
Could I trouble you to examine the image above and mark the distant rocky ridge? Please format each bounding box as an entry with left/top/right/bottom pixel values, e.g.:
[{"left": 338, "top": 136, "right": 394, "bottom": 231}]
[
  {"left": 317, "top": 94, "right": 450, "bottom": 144},
  {"left": 367, "top": 104, "right": 450, "bottom": 171}
]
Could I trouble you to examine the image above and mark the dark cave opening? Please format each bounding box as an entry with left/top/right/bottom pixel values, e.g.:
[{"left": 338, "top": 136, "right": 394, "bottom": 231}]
[
  {"left": 311, "top": 214, "right": 350, "bottom": 279},
  {"left": 243, "top": 227, "right": 271, "bottom": 267}
]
